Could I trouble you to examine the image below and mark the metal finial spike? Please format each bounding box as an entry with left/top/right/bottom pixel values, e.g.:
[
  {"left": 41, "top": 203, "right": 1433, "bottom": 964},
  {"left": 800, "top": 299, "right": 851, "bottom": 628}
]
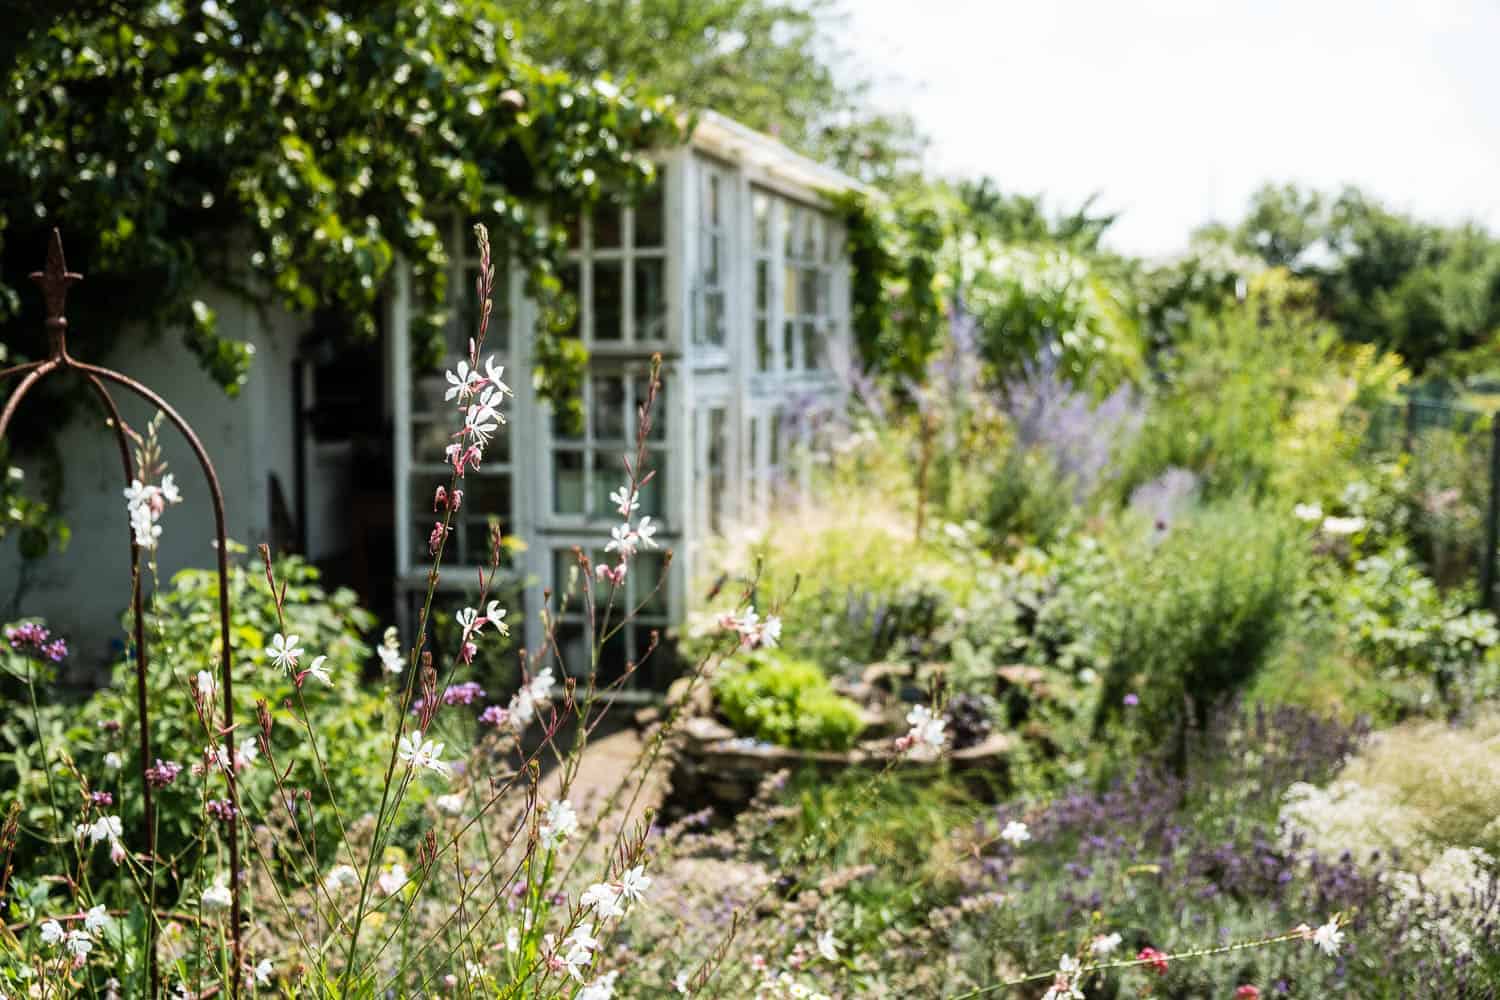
[
  {"left": 29, "top": 228, "right": 82, "bottom": 358},
  {"left": 31, "top": 227, "right": 83, "bottom": 316}
]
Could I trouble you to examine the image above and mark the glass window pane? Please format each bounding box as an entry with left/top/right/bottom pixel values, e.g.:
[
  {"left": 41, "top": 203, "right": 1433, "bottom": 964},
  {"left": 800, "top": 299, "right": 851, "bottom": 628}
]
[
  {"left": 823, "top": 217, "right": 839, "bottom": 263},
  {"left": 554, "top": 450, "right": 585, "bottom": 514},
  {"left": 753, "top": 191, "right": 771, "bottom": 249},
  {"left": 756, "top": 319, "right": 772, "bottom": 371},
  {"left": 799, "top": 268, "right": 819, "bottom": 318},
  {"left": 705, "top": 291, "right": 725, "bottom": 348},
  {"left": 593, "top": 375, "right": 627, "bottom": 442},
  {"left": 802, "top": 321, "right": 821, "bottom": 370},
  {"left": 816, "top": 272, "right": 832, "bottom": 319},
  {"left": 783, "top": 320, "right": 796, "bottom": 371},
  {"left": 636, "top": 174, "right": 665, "bottom": 249},
  {"left": 638, "top": 451, "right": 667, "bottom": 518},
  {"left": 594, "top": 203, "right": 623, "bottom": 249},
  {"left": 634, "top": 256, "right": 667, "bottom": 341},
  {"left": 593, "top": 259, "right": 623, "bottom": 341},
  {"left": 633, "top": 551, "right": 669, "bottom": 615},
  {"left": 560, "top": 262, "right": 581, "bottom": 337},
  {"left": 592, "top": 450, "right": 623, "bottom": 517},
  {"left": 783, "top": 265, "right": 798, "bottom": 316},
  {"left": 413, "top": 419, "right": 452, "bottom": 464},
  {"left": 784, "top": 205, "right": 799, "bottom": 256},
  {"left": 553, "top": 621, "right": 591, "bottom": 679},
  {"left": 705, "top": 173, "right": 721, "bottom": 227},
  {"left": 464, "top": 473, "right": 513, "bottom": 527},
  {"left": 755, "top": 260, "right": 769, "bottom": 312},
  {"left": 564, "top": 213, "right": 583, "bottom": 251},
  {"left": 412, "top": 373, "right": 448, "bottom": 418}
]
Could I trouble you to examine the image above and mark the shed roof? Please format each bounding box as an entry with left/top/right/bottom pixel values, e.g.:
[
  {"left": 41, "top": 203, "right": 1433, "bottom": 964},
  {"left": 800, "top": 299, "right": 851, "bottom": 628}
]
[{"left": 687, "top": 109, "right": 878, "bottom": 201}]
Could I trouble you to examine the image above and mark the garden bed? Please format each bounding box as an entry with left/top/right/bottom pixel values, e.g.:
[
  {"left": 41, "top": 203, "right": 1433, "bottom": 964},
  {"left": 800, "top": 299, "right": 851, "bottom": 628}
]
[{"left": 661, "top": 712, "right": 1015, "bottom": 814}]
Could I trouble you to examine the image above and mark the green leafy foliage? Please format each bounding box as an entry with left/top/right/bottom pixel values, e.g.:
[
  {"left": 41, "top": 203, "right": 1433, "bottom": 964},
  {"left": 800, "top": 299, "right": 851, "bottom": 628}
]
[
  {"left": 1212, "top": 183, "right": 1500, "bottom": 374},
  {"left": 1118, "top": 271, "right": 1339, "bottom": 501},
  {"left": 1094, "top": 500, "right": 1300, "bottom": 743},
  {"left": 0, "top": 553, "right": 391, "bottom": 901},
  {"left": 713, "top": 651, "right": 865, "bottom": 751}
]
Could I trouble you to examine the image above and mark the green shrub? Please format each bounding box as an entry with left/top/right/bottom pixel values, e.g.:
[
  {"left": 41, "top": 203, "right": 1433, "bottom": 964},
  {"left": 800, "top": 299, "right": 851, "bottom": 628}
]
[
  {"left": 0, "top": 553, "right": 393, "bottom": 899},
  {"left": 1095, "top": 499, "right": 1300, "bottom": 746},
  {"left": 714, "top": 652, "right": 865, "bottom": 751}
]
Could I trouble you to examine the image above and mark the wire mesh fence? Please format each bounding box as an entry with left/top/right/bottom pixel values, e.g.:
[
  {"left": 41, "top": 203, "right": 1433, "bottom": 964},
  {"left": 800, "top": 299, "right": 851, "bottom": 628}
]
[{"left": 1363, "top": 396, "right": 1500, "bottom": 610}]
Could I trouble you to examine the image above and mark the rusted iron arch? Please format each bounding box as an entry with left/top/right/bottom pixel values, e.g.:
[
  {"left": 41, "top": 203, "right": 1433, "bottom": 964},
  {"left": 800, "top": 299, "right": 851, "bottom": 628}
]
[{"left": 0, "top": 231, "right": 244, "bottom": 999}]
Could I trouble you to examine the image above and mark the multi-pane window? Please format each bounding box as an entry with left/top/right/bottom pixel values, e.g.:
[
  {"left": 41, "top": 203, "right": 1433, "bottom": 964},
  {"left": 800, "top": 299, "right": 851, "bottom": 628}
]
[
  {"left": 696, "top": 163, "right": 731, "bottom": 349},
  {"left": 404, "top": 220, "right": 515, "bottom": 570},
  {"left": 551, "top": 546, "right": 672, "bottom": 689},
  {"left": 693, "top": 404, "right": 729, "bottom": 537},
  {"left": 750, "top": 188, "right": 839, "bottom": 373},
  {"left": 551, "top": 370, "right": 669, "bottom": 524},
  {"left": 562, "top": 173, "right": 668, "bottom": 346},
  {"left": 783, "top": 202, "right": 836, "bottom": 371}
]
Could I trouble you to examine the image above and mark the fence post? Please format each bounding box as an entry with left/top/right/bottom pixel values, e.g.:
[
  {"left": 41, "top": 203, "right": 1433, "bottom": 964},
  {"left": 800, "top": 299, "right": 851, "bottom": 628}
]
[{"left": 1481, "top": 416, "right": 1500, "bottom": 612}]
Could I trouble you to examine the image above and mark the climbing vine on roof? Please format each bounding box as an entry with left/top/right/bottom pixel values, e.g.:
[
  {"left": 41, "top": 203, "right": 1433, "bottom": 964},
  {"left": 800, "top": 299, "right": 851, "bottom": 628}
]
[{"left": 0, "top": 1, "right": 677, "bottom": 375}]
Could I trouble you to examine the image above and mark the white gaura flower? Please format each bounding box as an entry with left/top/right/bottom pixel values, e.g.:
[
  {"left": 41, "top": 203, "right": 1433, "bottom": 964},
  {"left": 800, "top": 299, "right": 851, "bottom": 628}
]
[
  {"left": 1293, "top": 502, "right": 1323, "bottom": 522},
  {"left": 1000, "top": 821, "right": 1031, "bottom": 847},
  {"left": 482, "top": 356, "right": 511, "bottom": 397},
  {"left": 398, "top": 729, "right": 450, "bottom": 777},
  {"left": 581, "top": 882, "right": 624, "bottom": 919},
  {"left": 505, "top": 926, "right": 521, "bottom": 953},
  {"left": 1312, "top": 917, "right": 1345, "bottom": 956},
  {"left": 66, "top": 930, "right": 94, "bottom": 958},
  {"left": 526, "top": 667, "right": 555, "bottom": 704},
  {"left": 40, "top": 919, "right": 64, "bottom": 945},
  {"left": 129, "top": 502, "right": 161, "bottom": 548},
  {"left": 634, "top": 515, "right": 660, "bottom": 549},
  {"left": 444, "top": 359, "right": 479, "bottom": 402},
  {"left": 435, "top": 793, "right": 466, "bottom": 816},
  {"left": 905, "top": 705, "right": 947, "bottom": 749},
  {"left": 201, "top": 878, "right": 233, "bottom": 912},
  {"left": 577, "top": 971, "right": 619, "bottom": 1000},
  {"left": 1320, "top": 515, "right": 1365, "bottom": 536},
  {"left": 252, "top": 959, "right": 273, "bottom": 986},
  {"left": 1089, "top": 931, "right": 1122, "bottom": 956},
  {"left": 306, "top": 655, "right": 332, "bottom": 685},
  {"left": 609, "top": 484, "right": 639, "bottom": 516},
  {"left": 376, "top": 626, "right": 405, "bottom": 674},
  {"left": 322, "top": 865, "right": 360, "bottom": 893},
  {"left": 377, "top": 863, "right": 408, "bottom": 896},
  {"left": 159, "top": 473, "right": 181, "bottom": 506},
  {"left": 815, "top": 929, "right": 839, "bottom": 962},
  {"left": 84, "top": 905, "right": 111, "bottom": 934},
  {"left": 673, "top": 971, "right": 691, "bottom": 995},
  {"left": 196, "top": 669, "right": 217, "bottom": 698},
  {"left": 605, "top": 522, "right": 638, "bottom": 558},
  {"left": 619, "top": 865, "right": 651, "bottom": 904},
  {"left": 485, "top": 600, "right": 510, "bottom": 635},
  {"left": 103, "top": 751, "right": 124, "bottom": 770},
  {"left": 539, "top": 800, "right": 578, "bottom": 850},
  {"left": 456, "top": 607, "right": 480, "bottom": 639},
  {"left": 267, "top": 633, "right": 303, "bottom": 672}
]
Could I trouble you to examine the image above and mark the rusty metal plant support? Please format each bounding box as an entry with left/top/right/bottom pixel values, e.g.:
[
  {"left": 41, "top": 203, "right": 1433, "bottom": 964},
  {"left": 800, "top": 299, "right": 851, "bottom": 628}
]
[{"left": 0, "top": 231, "right": 243, "bottom": 998}]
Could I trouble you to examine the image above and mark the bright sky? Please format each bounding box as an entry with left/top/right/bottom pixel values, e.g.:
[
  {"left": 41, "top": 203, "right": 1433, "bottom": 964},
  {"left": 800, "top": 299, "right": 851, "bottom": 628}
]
[{"left": 842, "top": 0, "right": 1500, "bottom": 258}]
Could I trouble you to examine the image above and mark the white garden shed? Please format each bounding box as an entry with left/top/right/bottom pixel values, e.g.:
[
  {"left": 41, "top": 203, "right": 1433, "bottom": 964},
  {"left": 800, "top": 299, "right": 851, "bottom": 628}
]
[{"left": 386, "top": 111, "right": 867, "bottom": 687}]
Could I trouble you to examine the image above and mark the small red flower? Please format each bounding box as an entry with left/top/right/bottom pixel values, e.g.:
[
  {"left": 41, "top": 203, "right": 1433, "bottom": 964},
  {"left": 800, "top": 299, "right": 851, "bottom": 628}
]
[
  {"left": 1138, "top": 946, "right": 1169, "bottom": 975},
  {"left": 1235, "top": 986, "right": 1262, "bottom": 999}
]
